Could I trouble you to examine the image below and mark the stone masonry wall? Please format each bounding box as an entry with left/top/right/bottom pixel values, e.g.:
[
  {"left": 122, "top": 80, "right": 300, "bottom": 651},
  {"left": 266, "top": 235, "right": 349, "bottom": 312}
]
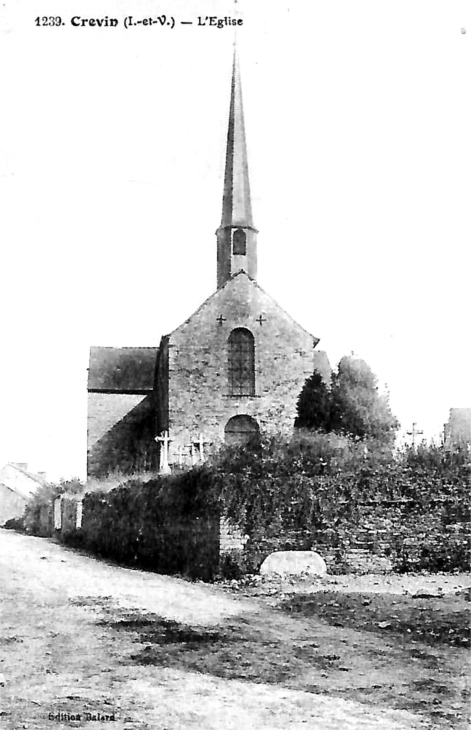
[
  {"left": 216, "top": 497, "right": 470, "bottom": 575},
  {"left": 220, "top": 518, "right": 249, "bottom": 553},
  {"left": 163, "top": 272, "right": 324, "bottom": 464},
  {"left": 87, "top": 393, "right": 159, "bottom": 477}
]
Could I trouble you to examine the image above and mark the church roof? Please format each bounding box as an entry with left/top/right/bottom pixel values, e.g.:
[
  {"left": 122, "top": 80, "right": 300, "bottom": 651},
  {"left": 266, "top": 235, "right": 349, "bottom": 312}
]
[
  {"left": 87, "top": 347, "right": 158, "bottom": 392},
  {"left": 0, "top": 463, "right": 48, "bottom": 500}
]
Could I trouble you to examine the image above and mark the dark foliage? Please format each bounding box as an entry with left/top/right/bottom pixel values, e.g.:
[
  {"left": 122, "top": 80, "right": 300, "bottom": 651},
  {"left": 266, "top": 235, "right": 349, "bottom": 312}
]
[
  {"left": 295, "top": 372, "right": 331, "bottom": 431},
  {"left": 211, "top": 435, "right": 470, "bottom": 573},
  {"left": 296, "top": 356, "right": 399, "bottom": 444},
  {"left": 21, "top": 478, "right": 84, "bottom": 536},
  {"left": 16, "top": 435, "right": 471, "bottom": 578},
  {"left": 3, "top": 516, "right": 26, "bottom": 532},
  {"left": 66, "top": 468, "right": 221, "bottom": 581}
]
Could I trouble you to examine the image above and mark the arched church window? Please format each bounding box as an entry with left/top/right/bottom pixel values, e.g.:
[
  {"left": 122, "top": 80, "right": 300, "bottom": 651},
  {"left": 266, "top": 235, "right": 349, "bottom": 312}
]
[
  {"left": 233, "top": 228, "right": 247, "bottom": 255},
  {"left": 228, "top": 328, "right": 255, "bottom": 396}
]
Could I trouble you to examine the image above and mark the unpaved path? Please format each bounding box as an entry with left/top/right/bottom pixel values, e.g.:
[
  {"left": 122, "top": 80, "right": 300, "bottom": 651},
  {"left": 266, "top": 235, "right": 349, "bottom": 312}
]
[{"left": 0, "top": 529, "right": 466, "bottom": 729}]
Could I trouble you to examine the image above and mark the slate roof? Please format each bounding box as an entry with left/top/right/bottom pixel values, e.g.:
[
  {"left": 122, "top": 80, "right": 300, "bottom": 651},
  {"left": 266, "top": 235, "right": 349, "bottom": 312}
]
[
  {"left": 0, "top": 463, "right": 48, "bottom": 500},
  {"left": 87, "top": 347, "right": 158, "bottom": 393}
]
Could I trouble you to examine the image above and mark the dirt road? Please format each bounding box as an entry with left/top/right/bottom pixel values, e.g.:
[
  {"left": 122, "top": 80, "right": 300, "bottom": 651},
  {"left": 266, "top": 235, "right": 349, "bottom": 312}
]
[{"left": 0, "top": 529, "right": 467, "bottom": 729}]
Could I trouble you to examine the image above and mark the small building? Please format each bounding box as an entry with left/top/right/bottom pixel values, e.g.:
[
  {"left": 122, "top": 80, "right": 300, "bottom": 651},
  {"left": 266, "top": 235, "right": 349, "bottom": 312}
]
[
  {"left": 444, "top": 408, "right": 471, "bottom": 449},
  {"left": 0, "top": 462, "right": 48, "bottom": 526}
]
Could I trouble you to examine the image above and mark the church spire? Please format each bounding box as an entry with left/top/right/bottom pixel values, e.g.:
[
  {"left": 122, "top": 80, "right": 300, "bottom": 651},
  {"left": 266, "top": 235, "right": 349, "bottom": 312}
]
[{"left": 217, "top": 44, "right": 258, "bottom": 289}]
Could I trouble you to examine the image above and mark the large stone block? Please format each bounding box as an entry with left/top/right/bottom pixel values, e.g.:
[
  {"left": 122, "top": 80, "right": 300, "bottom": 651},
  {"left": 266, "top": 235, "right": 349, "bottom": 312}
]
[{"left": 260, "top": 550, "right": 327, "bottom": 577}]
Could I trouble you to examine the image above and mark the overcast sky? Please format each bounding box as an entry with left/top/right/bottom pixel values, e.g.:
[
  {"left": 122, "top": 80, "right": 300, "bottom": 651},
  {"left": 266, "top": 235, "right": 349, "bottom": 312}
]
[{"left": 0, "top": 0, "right": 469, "bottom": 480}]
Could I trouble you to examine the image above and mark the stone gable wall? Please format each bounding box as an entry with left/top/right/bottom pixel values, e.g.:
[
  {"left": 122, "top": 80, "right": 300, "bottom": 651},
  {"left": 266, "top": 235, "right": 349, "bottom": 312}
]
[{"left": 163, "top": 274, "right": 321, "bottom": 463}]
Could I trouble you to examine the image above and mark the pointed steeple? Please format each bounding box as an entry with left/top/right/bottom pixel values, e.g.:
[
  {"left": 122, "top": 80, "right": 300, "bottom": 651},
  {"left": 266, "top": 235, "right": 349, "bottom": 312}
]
[
  {"left": 221, "top": 46, "right": 254, "bottom": 228},
  {"left": 217, "top": 45, "right": 258, "bottom": 288}
]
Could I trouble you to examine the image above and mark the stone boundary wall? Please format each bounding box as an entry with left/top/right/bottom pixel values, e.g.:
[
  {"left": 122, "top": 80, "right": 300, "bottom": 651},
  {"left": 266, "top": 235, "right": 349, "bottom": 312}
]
[
  {"left": 21, "top": 493, "right": 471, "bottom": 578},
  {"left": 220, "top": 500, "right": 471, "bottom": 575},
  {"left": 219, "top": 518, "right": 249, "bottom": 553}
]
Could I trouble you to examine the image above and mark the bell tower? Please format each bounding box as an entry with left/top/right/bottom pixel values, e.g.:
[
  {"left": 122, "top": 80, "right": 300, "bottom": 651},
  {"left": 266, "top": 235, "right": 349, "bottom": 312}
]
[{"left": 216, "top": 45, "right": 258, "bottom": 288}]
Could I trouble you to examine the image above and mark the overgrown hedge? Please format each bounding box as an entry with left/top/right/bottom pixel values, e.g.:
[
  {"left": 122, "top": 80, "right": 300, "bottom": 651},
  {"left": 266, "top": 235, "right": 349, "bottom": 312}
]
[
  {"left": 64, "top": 469, "right": 221, "bottom": 581},
  {"left": 210, "top": 433, "right": 471, "bottom": 573},
  {"left": 21, "top": 479, "right": 83, "bottom": 536},
  {"left": 16, "top": 434, "right": 471, "bottom": 578}
]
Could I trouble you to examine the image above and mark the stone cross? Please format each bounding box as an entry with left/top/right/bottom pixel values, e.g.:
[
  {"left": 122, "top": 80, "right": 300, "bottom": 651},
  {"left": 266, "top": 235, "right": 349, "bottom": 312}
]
[
  {"left": 155, "top": 431, "right": 172, "bottom": 474},
  {"left": 192, "top": 433, "right": 210, "bottom": 463},
  {"left": 177, "top": 445, "right": 185, "bottom": 467},
  {"left": 406, "top": 422, "right": 424, "bottom": 448},
  {"left": 216, "top": 314, "right": 227, "bottom": 325},
  {"left": 256, "top": 314, "right": 266, "bottom": 326}
]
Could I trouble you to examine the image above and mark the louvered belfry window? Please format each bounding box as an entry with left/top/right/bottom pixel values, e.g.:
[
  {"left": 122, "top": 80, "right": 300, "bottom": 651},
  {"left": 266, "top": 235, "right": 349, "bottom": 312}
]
[
  {"left": 228, "top": 328, "right": 255, "bottom": 396},
  {"left": 233, "top": 228, "right": 247, "bottom": 255}
]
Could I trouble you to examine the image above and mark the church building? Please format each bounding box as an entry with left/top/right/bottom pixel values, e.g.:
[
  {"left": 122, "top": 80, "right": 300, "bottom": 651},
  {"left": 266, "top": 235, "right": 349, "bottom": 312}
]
[{"left": 87, "top": 48, "right": 330, "bottom": 477}]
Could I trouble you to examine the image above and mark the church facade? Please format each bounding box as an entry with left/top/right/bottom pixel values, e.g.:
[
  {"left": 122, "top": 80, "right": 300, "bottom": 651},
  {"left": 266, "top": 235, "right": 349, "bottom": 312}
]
[{"left": 87, "top": 49, "right": 330, "bottom": 477}]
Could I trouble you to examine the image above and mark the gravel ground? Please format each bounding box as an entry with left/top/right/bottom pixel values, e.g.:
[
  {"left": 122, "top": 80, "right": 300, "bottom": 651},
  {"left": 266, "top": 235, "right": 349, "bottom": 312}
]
[
  {"left": 1, "top": 529, "right": 469, "bottom": 730},
  {"left": 232, "top": 571, "right": 471, "bottom": 597}
]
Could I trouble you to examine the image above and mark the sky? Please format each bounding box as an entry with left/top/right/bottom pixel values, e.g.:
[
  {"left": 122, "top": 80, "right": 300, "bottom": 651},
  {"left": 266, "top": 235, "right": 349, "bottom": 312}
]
[{"left": 0, "top": 0, "right": 470, "bottom": 480}]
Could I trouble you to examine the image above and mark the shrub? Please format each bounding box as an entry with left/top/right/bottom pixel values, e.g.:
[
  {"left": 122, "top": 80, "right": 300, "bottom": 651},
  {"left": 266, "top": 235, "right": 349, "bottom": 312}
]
[{"left": 211, "top": 435, "right": 470, "bottom": 574}]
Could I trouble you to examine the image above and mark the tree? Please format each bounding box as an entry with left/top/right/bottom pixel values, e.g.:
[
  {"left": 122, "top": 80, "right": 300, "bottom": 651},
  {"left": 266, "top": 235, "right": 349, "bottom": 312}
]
[
  {"left": 294, "top": 371, "right": 331, "bottom": 431},
  {"left": 296, "top": 356, "right": 399, "bottom": 444}
]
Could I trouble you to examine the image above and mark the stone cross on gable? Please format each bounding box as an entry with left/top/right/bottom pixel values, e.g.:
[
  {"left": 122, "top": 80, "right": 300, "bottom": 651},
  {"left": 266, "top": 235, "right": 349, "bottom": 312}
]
[{"left": 155, "top": 431, "right": 172, "bottom": 474}]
